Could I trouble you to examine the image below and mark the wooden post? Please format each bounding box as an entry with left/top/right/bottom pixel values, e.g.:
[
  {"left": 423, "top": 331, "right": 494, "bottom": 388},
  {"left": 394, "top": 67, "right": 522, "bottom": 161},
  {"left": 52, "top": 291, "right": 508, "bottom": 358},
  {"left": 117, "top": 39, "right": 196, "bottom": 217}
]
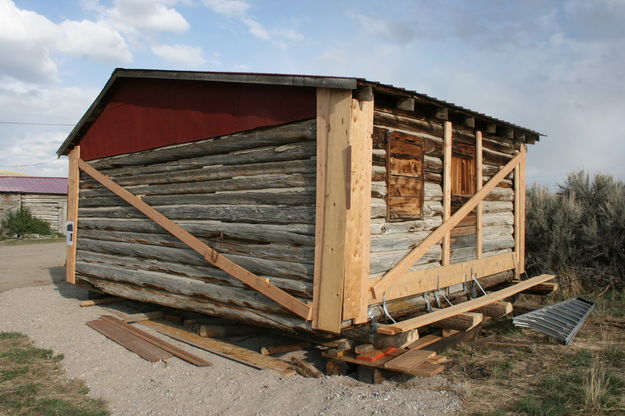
[
  {"left": 519, "top": 144, "right": 526, "bottom": 273},
  {"left": 442, "top": 121, "right": 452, "bottom": 266},
  {"left": 513, "top": 146, "right": 526, "bottom": 277},
  {"left": 343, "top": 97, "right": 374, "bottom": 324},
  {"left": 313, "top": 88, "right": 374, "bottom": 331},
  {"left": 66, "top": 145, "right": 80, "bottom": 284},
  {"left": 313, "top": 88, "right": 353, "bottom": 332},
  {"left": 475, "top": 131, "right": 483, "bottom": 259}
]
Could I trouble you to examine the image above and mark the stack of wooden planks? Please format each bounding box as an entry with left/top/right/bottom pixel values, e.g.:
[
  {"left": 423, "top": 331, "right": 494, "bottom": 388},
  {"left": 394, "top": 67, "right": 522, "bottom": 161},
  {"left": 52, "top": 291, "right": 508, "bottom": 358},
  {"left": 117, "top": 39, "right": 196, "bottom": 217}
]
[
  {"left": 87, "top": 315, "right": 211, "bottom": 366},
  {"left": 323, "top": 343, "right": 446, "bottom": 379}
]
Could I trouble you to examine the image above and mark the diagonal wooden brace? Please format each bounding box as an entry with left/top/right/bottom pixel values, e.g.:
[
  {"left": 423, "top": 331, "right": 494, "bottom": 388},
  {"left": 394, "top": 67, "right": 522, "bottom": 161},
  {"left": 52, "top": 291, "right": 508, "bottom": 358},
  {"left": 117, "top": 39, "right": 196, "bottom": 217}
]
[
  {"left": 77, "top": 159, "right": 311, "bottom": 319},
  {"left": 371, "top": 150, "right": 525, "bottom": 299}
]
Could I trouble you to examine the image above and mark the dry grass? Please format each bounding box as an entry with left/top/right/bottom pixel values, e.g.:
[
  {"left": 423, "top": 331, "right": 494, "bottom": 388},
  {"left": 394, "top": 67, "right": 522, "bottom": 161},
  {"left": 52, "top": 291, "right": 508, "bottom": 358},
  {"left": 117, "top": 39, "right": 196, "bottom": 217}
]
[
  {"left": 445, "top": 295, "right": 625, "bottom": 416},
  {"left": 0, "top": 332, "right": 108, "bottom": 416}
]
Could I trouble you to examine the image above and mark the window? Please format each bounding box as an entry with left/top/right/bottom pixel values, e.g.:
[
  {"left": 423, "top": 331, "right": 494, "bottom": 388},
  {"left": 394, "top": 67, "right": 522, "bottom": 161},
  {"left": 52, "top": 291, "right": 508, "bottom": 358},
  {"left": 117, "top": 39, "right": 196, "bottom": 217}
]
[
  {"left": 386, "top": 132, "right": 424, "bottom": 221},
  {"left": 451, "top": 143, "right": 476, "bottom": 198}
]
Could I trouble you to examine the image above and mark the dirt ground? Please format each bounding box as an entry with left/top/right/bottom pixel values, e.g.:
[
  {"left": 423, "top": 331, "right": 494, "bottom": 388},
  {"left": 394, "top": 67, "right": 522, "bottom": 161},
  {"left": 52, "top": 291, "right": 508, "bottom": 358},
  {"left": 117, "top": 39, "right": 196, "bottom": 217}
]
[
  {"left": 0, "top": 240, "right": 65, "bottom": 293},
  {"left": 0, "top": 241, "right": 462, "bottom": 416}
]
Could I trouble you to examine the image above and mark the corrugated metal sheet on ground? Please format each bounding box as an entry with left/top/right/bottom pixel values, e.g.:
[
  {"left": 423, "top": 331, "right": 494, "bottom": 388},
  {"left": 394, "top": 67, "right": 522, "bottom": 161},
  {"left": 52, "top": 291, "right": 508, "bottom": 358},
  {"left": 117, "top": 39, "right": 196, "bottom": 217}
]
[{"left": 513, "top": 297, "right": 595, "bottom": 345}]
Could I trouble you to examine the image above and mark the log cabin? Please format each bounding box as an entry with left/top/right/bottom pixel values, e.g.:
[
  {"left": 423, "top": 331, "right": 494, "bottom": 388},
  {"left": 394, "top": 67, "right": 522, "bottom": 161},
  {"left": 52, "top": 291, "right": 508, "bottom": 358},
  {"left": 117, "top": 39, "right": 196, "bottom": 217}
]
[{"left": 57, "top": 69, "right": 554, "bottom": 342}]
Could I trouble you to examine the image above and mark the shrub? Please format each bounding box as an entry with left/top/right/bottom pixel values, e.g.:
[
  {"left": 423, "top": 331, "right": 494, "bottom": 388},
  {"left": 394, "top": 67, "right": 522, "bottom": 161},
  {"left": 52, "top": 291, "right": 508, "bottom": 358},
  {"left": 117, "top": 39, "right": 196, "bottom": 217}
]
[
  {"left": 525, "top": 170, "right": 625, "bottom": 291},
  {"left": 0, "top": 207, "right": 52, "bottom": 238}
]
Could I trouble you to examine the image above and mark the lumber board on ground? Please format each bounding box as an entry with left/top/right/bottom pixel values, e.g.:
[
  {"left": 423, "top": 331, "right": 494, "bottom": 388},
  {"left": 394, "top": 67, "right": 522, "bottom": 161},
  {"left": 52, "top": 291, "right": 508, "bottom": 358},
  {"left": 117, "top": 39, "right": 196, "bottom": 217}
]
[
  {"left": 261, "top": 342, "right": 311, "bottom": 355},
  {"left": 291, "top": 356, "right": 323, "bottom": 378},
  {"left": 383, "top": 349, "right": 436, "bottom": 372},
  {"left": 100, "top": 316, "right": 211, "bottom": 367},
  {"left": 405, "top": 334, "right": 443, "bottom": 350},
  {"left": 377, "top": 274, "right": 556, "bottom": 334},
  {"left": 87, "top": 319, "right": 172, "bottom": 362},
  {"left": 123, "top": 311, "right": 165, "bottom": 323},
  {"left": 141, "top": 320, "right": 296, "bottom": 376},
  {"left": 79, "top": 297, "right": 122, "bottom": 307}
]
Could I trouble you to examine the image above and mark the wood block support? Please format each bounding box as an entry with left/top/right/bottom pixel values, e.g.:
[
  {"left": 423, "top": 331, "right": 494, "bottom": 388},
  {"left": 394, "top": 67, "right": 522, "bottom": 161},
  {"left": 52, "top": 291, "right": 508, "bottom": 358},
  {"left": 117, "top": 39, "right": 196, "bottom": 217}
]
[
  {"left": 431, "top": 312, "right": 483, "bottom": 331},
  {"left": 65, "top": 145, "right": 80, "bottom": 284},
  {"left": 474, "top": 301, "right": 513, "bottom": 318}
]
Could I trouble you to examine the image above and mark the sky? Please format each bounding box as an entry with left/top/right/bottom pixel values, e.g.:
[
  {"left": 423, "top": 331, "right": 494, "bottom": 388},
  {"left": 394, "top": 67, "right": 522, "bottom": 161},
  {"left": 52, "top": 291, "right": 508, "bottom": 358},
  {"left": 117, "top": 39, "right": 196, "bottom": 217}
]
[{"left": 0, "top": 0, "right": 624, "bottom": 187}]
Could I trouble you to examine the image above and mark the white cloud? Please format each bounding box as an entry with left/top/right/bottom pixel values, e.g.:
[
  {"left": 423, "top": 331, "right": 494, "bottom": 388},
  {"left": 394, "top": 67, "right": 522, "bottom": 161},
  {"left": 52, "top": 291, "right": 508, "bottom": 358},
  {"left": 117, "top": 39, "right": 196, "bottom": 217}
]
[
  {"left": 151, "top": 43, "right": 206, "bottom": 68},
  {"left": 104, "top": 0, "right": 190, "bottom": 36},
  {"left": 203, "top": 0, "right": 250, "bottom": 17},
  {"left": 0, "top": 0, "right": 132, "bottom": 84},
  {"left": 202, "top": 0, "right": 302, "bottom": 43},
  {"left": 57, "top": 20, "right": 132, "bottom": 63}
]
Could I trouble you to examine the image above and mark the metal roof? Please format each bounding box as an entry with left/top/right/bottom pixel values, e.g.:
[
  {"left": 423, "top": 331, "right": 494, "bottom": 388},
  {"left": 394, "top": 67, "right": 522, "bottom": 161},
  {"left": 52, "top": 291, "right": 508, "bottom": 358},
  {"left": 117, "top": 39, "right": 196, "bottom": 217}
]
[
  {"left": 57, "top": 68, "right": 543, "bottom": 156},
  {"left": 0, "top": 177, "right": 68, "bottom": 195}
]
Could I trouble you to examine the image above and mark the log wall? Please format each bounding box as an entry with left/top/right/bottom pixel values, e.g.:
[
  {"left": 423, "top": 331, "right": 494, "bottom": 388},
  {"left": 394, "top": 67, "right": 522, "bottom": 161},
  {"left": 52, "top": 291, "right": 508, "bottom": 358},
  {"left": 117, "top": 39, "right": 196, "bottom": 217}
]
[
  {"left": 75, "top": 119, "right": 317, "bottom": 331},
  {"left": 369, "top": 108, "right": 517, "bottom": 284},
  {"left": 0, "top": 193, "right": 67, "bottom": 234}
]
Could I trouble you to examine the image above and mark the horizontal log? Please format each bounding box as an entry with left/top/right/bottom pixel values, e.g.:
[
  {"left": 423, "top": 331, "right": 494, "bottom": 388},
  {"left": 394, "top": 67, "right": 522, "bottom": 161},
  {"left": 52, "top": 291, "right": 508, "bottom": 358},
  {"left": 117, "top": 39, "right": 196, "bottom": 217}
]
[
  {"left": 89, "top": 119, "right": 316, "bottom": 170},
  {"left": 78, "top": 276, "right": 308, "bottom": 331},
  {"left": 369, "top": 246, "right": 441, "bottom": 275},
  {"left": 97, "top": 142, "right": 316, "bottom": 179},
  {"left": 371, "top": 230, "right": 430, "bottom": 252},
  {"left": 76, "top": 250, "right": 312, "bottom": 298},
  {"left": 79, "top": 189, "right": 315, "bottom": 208},
  {"left": 80, "top": 173, "right": 316, "bottom": 198},
  {"left": 374, "top": 110, "right": 444, "bottom": 138},
  {"left": 77, "top": 229, "right": 314, "bottom": 263},
  {"left": 482, "top": 201, "right": 513, "bottom": 214},
  {"left": 84, "top": 158, "right": 315, "bottom": 189},
  {"left": 77, "top": 239, "right": 313, "bottom": 281},
  {"left": 76, "top": 262, "right": 296, "bottom": 314},
  {"left": 78, "top": 204, "right": 315, "bottom": 224},
  {"left": 79, "top": 218, "right": 315, "bottom": 244}
]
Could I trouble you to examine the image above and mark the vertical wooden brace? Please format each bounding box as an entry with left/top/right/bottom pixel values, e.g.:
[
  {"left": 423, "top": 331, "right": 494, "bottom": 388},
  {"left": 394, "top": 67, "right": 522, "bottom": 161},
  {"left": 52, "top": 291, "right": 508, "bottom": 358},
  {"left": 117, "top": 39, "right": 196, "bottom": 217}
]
[
  {"left": 312, "top": 89, "right": 373, "bottom": 332},
  {"left": 313, "top": 88, "right": 352, "bottom": 332},
  {"left": 519, "top": 144, "right": 526, "bottom": 273},
  {"left": 344, "top": 98, "right": 373, "bottom": 324},
  {"left": 513, "top": 145, "right": 526, "bottom": 276},
  {"left": 65, "top": 145, "right": 80, "bottom": 284},
  {"left": 442, "top": 121, "right": 452, "bottom": 266},
  {"left": 475, "top": 131, "right": 483, "bottom": 259}
]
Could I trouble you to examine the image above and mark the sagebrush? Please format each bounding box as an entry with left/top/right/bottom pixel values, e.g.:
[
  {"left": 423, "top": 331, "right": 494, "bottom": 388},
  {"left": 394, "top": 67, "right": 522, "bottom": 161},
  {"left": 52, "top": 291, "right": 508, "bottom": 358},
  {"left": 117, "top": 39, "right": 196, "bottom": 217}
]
[
  {"left": 525, "top": 170, "right": 625, "bottom": 291},
  {"left": 1, "top": 207, "right": 53, "bottom": 238}
]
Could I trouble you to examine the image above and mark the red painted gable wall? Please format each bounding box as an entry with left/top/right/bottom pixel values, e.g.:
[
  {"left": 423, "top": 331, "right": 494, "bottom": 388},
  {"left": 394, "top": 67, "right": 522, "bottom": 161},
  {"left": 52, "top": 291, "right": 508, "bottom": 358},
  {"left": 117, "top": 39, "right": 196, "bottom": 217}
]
[{"left": 79, "top": 78, "right": 316, "bottom": 160}]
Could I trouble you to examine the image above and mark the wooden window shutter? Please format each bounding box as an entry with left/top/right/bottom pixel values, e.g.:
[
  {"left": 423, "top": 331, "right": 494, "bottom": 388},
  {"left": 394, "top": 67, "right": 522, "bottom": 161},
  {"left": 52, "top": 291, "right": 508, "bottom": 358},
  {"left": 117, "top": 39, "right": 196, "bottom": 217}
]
[{"left": 386, "top": 132, "right": 424, "bottom": 221}]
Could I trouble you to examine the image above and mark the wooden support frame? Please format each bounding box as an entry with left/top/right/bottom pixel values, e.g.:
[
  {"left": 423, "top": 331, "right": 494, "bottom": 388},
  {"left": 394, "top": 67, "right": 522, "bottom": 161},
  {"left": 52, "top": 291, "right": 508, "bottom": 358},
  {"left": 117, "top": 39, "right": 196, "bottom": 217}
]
[
  {"left": 371, "top": 151, "right": 524, "bottom": 299},
  {"left": 519, "top": 144, "right": 527, "bottom": 273},
  {"left": 313, "top": 88, "right": 374, "bottom": 332},
  {"left": 369, "top": 252, "right": 515, "bottom": 303},
  {"left": 77, "top": 159, "right": 310, "bottom": 319},
  {"left": 377, "top": 274, "right": 555, "bottom": 335},
  {"left": 65, "top": 145, "right": 80, "bottom": 284},
  {"left": 476, "top": 131, "right": 483, "bottom": 259},
  {"left": 442, "top": 121, "right": 452, "bottom": 266}
]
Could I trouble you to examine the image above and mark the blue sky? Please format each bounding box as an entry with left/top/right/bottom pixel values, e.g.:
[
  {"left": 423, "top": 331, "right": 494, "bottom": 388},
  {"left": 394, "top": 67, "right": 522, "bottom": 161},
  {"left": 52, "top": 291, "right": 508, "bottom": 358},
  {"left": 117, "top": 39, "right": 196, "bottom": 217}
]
[{"left": 1, "top": 0, "right": 624, "bottom": 187}]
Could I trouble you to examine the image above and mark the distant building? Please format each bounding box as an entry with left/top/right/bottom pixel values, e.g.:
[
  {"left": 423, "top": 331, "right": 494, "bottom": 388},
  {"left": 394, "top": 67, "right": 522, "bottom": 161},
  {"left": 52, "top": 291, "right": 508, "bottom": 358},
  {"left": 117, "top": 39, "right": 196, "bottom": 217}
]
[{"left": 0, "top": 176, "right": 68, "bottom": 234}]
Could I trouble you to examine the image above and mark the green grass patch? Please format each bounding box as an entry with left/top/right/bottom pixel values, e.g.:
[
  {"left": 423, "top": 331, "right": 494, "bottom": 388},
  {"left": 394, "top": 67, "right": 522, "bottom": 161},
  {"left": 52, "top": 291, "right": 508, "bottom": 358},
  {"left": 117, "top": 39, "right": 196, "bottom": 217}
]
[{"left": 0, "top": 332, "right": 108, "bottom": 416}]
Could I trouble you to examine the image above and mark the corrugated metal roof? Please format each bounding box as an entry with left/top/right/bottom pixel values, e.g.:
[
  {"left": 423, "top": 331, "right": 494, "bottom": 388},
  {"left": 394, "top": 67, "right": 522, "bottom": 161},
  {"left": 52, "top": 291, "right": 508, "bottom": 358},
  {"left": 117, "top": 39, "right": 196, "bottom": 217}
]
[
  {"left": 0, "top": 177, "right": 68, "bottom": 195},
  {"left": 57, "top": 68, "right": 544, "bottom": 156}
]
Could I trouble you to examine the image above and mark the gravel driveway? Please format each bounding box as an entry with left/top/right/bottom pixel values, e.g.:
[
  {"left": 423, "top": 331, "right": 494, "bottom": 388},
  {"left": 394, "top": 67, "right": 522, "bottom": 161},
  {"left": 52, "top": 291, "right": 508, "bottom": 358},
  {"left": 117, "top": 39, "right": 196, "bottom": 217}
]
[{"left": 0, "top": 241, "right": 462, "bottom": 416}]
